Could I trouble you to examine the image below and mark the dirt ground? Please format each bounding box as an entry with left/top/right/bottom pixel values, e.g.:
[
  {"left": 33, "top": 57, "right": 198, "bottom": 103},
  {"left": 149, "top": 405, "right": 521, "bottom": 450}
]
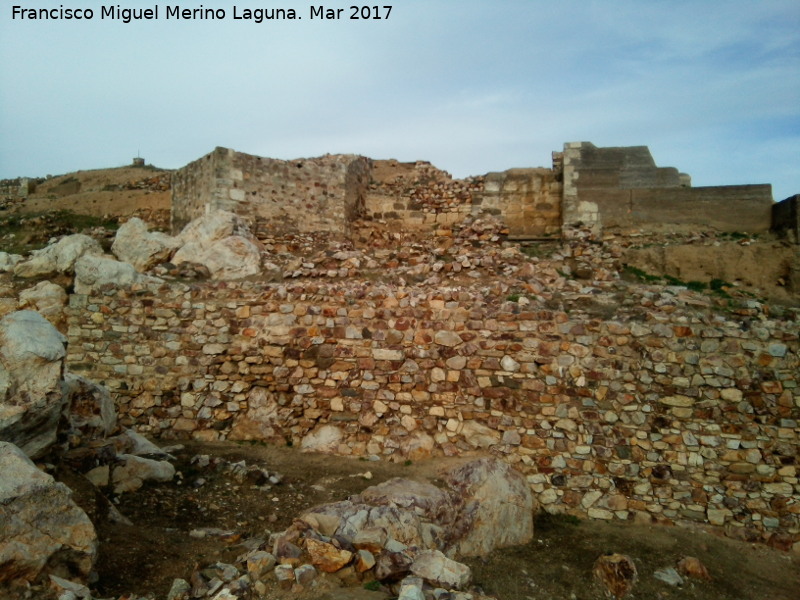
[
  {"left": 53, "top": 441, "right": 800, "bottom": 600},
  {"left": 13, "top": 166, "right": 171, "bottom": 220}
]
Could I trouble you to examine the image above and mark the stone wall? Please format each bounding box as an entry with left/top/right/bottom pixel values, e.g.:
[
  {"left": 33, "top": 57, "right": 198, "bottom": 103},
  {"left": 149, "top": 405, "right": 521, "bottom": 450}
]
[
  {"left": 773, "top": 195, "right": 800, "bottom": 243},
  {"left": 561, "top": 142, "right": 774, "bottom": 234},
  {"left": 365, "top": 160, "right": 561, "bottom": 238},
  {"left": 365, "top": 160, "right": 484, "bottom": 230},
  {"left": 65, "top": 280, "right": 799, "bottom": 544},
  {"left": 476, "top": 169, "right": 562, "bottom": 239},
  {"left": 171, "top": 147, "right": 371, "bottom": 236}
]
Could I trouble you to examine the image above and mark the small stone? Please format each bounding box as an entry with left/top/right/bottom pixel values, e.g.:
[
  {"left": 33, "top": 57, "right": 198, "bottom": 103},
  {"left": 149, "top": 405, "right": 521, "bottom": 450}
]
[
  {"left": 654, "top": 567, "right": 683, "bottom": 587},
  {"left": 434, "top": 330, "right": 462, "bottom": 347},
  {"left": 294, "top": 564, "right": 317, "bottom": 586},
  {"left": 677, "top": 556, "right": 711, "bottom": 580},
  {"left": 166, "top": 578, "right": 191, "bottom": 600},
  {"left": 305, "top": 537, "right": 353, "bottom": 573},
  {"left": 593, "top": 553, "right": 638, "bottom": 599},
  {"left": 355, "top": 549, "right": 376, "bottom": 573},
  {"left": 274, "top": 564, "right": 295, "bottom": 588},
  {"left": 246, "top": 551, "right": 276, "bottom": 580}
]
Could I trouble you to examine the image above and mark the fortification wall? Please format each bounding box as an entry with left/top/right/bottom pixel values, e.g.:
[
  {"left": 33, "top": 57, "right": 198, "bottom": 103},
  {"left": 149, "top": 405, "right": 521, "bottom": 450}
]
[
  {"left": 171, "top": 147, "right": 371, "bottom": 236},
  {"left": 562, "top": 142, "right": 774, "bottom": 234},
  {"left": 773, "top": 195, "right": 800, "bottom": 242},
  {"left": 365, "top": 161, "right": 562, "bottom": 238},
  {"left": 66, "top": 281, "right": 799, "bottom": 544}
]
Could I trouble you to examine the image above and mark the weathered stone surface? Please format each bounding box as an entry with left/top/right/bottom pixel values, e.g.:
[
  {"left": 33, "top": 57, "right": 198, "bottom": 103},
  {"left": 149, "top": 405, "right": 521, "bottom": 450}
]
[
  {"left": 61, "top": 373, "right": 117, "bottom": 446},
  {"left": 112, "top": 454, "right": 175, "bottom": 494},
  {"left": 174, "top": 236, "right": 261, "bottom": 280},
  {"left": 112, "top": 217, "right": 181, "bottom": 271},
  {"left": 294, "top": 563, "right": 317, "bottom": 586},
  {"left": 14, "top": 234, "right": 102, "bottom": 278},
  {"left": 0, "top": 311, "right": 67, "bottom": 458},
  {"left": 246, "top": 551, "right": 276, "bottom": 581},
  {"left": 0, "top": 442, "right": 97, "bottom": 584},
  {"left": 228, "top": 387, "right": 283, "bottom": 443},
  {"left": 304, "top": 538, "right": 353, "bottom": 573},
  {"left": 0, "top": 252, "right": 22, "bottom": 273},
  {"left": 73, "top": 254, "right": 161, "bottom": 294},
  {"left": 593, "top": 553, "right": 638, "bottom": 599},
  {"left": 434, "top": 330, "right": 462, "bottom": 347},
  {"left": 374, "top": 550, "right": 413, "bottom": 582},
  {"left": 460, "top": 421, "right": 501, "bottom": 449},
  {"left": 355, "top": 478, "right": 456, "bottom": 528},
  {"left": 677, "top": 556, "right": 711, "bottom": 580},
  {"left": 301, "top": 424, "right": 344, "bottom": 454},
  {"left": 410, "top": 549, "right": 471, "bottom": 589},
  {"left": 18, "top": 281, "right": 67, "bottom": 324},
  {"left": 444, "top": 458, "right": 534, "bottom": 557},
  {"left": 172, "top": 210, "right": 261, "bottom": 280}
]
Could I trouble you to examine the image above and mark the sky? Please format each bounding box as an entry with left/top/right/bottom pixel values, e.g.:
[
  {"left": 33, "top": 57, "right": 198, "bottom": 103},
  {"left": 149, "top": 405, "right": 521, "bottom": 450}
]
[{"left": 1, "top": 1, "right": 798, "bottom": 201}]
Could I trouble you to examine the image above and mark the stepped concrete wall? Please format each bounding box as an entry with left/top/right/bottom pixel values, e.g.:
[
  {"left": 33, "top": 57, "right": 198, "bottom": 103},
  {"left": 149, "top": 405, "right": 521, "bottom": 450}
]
[
  {"left": 561, "top": 142, "right": 774, "bottom": 234},
  {"left": 65, "top": 280, "right": 799, "bottom": 546}
]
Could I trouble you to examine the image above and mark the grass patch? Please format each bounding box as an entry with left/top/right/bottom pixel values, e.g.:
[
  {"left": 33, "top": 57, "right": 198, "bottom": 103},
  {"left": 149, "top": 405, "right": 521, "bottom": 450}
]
[
  {"left": 623, "top": 266, "right": 661, "bottom": 284},
  {"left": 0, "top": 209, "right": 118, "bottom": 254}
]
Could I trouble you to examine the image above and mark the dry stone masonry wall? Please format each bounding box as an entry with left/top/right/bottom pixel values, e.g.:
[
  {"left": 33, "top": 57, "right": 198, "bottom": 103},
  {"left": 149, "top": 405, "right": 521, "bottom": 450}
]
[
  {"left": 171, "top": 147, "right": 371, "bottom": 237},
  {"left": 65, "top": 280, "right": 799, "bottom": 546}
]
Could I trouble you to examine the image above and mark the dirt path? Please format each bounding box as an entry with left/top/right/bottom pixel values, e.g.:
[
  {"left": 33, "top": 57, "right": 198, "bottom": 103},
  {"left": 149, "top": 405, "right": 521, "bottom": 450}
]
[{"left": 57, "top": 441, "right": 799, "bottom": 600}]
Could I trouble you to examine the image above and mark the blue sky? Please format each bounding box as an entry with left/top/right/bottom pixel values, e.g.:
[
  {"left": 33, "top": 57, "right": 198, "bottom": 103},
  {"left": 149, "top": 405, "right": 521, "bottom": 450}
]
[{"left": 1, "top": 0, "right": 798, "bottom": 200}]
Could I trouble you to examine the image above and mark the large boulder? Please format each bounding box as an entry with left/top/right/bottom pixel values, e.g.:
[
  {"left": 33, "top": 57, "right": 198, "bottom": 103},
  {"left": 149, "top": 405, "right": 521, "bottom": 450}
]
[
  {"left": 298, "top": 458, "right": 534, "bottom": 559},
  {"left": 172, "top": 210, "right": 261, "bottom": 280},
  {"left": 0, "top": 311, "right": 67, "bottom": 458},
  {"left": 111, "top": 217, "right": 181, "bottom": 272},
  {"left": 73, "top": 254, "right": 162, "bottom": 294},
  {"left": 177, "top": 209, "right": 249, "bottom": 245},
  {"left": 443, "top": 457, "right": 535, "bottom": 557},
  {"left": 0, "top": 441, "right": 97, "bottom": 585},
  {"left": 14, "top": 234, "right": 102, "bottom": 278}
]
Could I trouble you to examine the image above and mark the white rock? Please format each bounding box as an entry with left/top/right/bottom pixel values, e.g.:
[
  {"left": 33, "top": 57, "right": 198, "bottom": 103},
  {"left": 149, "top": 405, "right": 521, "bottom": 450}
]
[
  {"left": 460, "top": 420, "right": 501, "bottom": 449},
  {"left": 173, "top": 236, "right": 261, "bottom": 280},
  {"left": 444, "top": 458, "right": 535, "bottom": 557},
  {"left": 0, "top": 311, "right": 67, "bottom": 458},
  {"left": 411, "top": 550, "right": 471, "bottom": 589},
  {"left": 112, "top": 217, "right": 181, "bottom": 271},
  {"left": 301, "top": 424, "right": 344, "bottom": 454},
  {"left": 14, "top": 234, "right": 102, "bottom": 278},
  {"left": 0, "top": 441, "right": 97, "bottom": 583},
  {"left": 73, "top": 254, "right": 162, "bottom": 294},
  {"left": 0, "top": 252, "right": 23, "bottom": 272},
  {"left": 112, "top": 454, "right": 175, "bottom": 493},
  {"left": 18, "top": 281, "right": 67, "bottom": 321},
  {"left": 177, "top": 209, "right": 247, "bottom": 246}
]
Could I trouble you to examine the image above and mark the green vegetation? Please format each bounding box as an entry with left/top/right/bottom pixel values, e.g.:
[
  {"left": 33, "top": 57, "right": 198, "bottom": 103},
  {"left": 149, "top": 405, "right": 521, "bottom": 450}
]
[
  {"left": 623, "top": 266, "right": 742, "bottom": 298},
  {"left": 0, "top": 210, "right": 118, "bottom": 254},
  {"left": 363, "top": 581, "right": 382, "bottom": 591},
  {"left": 624, "top": 266, "right": 660, "bottom": 284}
]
